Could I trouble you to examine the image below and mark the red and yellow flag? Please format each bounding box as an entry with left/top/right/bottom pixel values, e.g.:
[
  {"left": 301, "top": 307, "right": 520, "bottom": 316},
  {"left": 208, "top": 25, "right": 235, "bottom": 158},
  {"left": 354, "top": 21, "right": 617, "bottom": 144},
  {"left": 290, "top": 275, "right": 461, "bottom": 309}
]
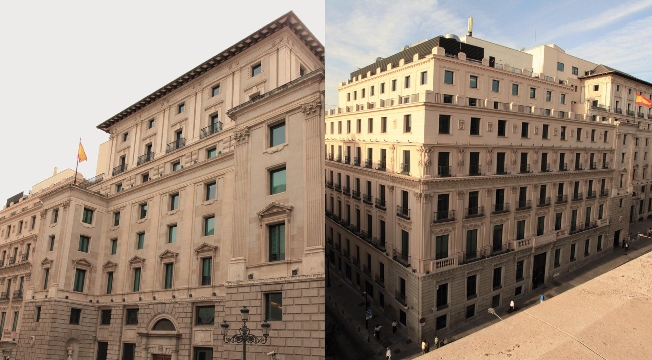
[
  {"left": 78, "top": 141, "right": 87, "bottom": 163},
  {"left": 636, "top": 93, "right": 652, "bottom": 108}
]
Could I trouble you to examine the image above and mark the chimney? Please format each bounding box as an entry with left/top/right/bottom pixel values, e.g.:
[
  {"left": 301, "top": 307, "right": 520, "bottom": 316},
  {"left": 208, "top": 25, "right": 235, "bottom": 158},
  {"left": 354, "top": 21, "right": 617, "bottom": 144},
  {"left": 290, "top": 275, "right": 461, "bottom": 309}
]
[
  {"left": 53, "top": 167, "right": 58, "bottom": 176},
  {"left": 467, "top": 17, "right": 473, "bottom": 37}
]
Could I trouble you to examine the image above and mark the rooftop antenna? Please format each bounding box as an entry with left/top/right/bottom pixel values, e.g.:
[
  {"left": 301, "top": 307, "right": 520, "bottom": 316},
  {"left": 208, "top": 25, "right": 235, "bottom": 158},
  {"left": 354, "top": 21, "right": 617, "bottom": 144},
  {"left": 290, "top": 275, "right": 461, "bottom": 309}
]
[{"left": 467, "top": 16, "right": 473, "bottom": 37}]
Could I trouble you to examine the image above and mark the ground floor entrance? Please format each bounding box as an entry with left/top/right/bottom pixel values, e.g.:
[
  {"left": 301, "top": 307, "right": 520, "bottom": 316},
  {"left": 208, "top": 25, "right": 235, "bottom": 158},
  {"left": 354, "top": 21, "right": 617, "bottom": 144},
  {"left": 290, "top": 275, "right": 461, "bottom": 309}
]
[
  {"left": 153, "top": 355, "right": 172, "bottom": 360},
  {"left": 532, "top": 252, "right": 547, "bottom": 289},
  {"left": 614, "top": 230, "right": 621, "bottom": 248}
]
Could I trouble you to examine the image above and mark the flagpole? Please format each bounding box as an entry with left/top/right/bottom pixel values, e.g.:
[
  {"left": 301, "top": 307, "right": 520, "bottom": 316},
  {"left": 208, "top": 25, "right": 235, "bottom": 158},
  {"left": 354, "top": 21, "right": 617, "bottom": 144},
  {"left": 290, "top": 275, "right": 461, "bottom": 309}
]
[{"left": 74, "top": 138, "right": 80, "bottom": 184}]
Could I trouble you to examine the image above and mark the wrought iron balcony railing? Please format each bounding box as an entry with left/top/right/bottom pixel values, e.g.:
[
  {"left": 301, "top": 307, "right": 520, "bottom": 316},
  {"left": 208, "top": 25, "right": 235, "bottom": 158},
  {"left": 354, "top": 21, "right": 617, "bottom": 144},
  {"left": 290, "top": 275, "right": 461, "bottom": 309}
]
[
  {"left": 392, "top": 249, "right": 411, "bottom": 268},
  {"left": 556, "top": 194, "right": 568, "bottom": 204},
  {"left": 492, "top": 203, "right": 510, "bottom": 214},
  {"left": 376, "top": 160, "right": 386, "bottom": 171},
  {"left": 352, "top": 190, "right": 361, "bottom": 200},
  {"left": 166, "top": 138, "right": 186, "bottom": 153},
  {"left": 137, "top": 152, "right": 155, "bottom": 166},
  {"left": 537, "top": 197, "right": 551, "bottom": 207},
  {"left": 112, "top": 163, "right": 128, "bottom": 176},
  {"left": 401, "top": 163, "right": 410, "bottom": 175},
  {"left": 363, "top": 194, "right": 373, "bottom": 205},
  {"left": 516, "top": 200, "right": 532, "bottom": 211},
  {"left": 519, "top": 164, "right": 531, "bottom": 174},
  {"left": 364, "top": 159, "right": 372, "bottom": 169},
  {"left": 469, "top": 164, "right": 482, "bottom": 176},
  {"left": 465, "top": 206, "right": 484, "bottom": 218},
  {"left": 397, "top": 206, "right": 410, "bottom": 220},
  {"left": 375, "top": 198, "right": 386, "bottom": 210},
  {"left": 433, "top": 210, "right": 455, "bottom": 223},
  {"left": 438, "top": 166, "right": 452, "bottom": 177},
  {"left": 200, "top": 123, "right": 222, "bottom": 139},
  {"left": 572, "top": 193, "right": 584, "bottom": 201}
]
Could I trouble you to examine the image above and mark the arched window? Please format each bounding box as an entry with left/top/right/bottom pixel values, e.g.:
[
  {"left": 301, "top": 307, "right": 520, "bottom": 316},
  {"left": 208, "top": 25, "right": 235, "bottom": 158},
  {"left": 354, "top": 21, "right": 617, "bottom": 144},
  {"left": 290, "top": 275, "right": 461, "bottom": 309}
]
[{"left": 152, "top": 318, "right": 176, "bottom": 331}]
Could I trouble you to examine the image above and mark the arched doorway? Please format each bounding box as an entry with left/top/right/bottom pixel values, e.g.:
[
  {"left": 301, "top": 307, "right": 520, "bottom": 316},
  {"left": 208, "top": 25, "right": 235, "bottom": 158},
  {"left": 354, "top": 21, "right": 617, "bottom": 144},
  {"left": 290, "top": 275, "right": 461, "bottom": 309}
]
[{"left": 138, "top": 316, "right": 181, "bottom": 360}]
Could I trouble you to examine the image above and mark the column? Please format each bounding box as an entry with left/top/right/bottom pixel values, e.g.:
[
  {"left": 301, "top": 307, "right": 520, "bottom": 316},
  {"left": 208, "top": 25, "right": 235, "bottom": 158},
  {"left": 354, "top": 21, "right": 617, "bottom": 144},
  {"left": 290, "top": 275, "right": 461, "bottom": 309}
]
[
  {"left": 228, "top": 128, "right": 250, "bottom": 282},
  {"left": 302, "top": 98, "right": 325, "bottom": 276}
]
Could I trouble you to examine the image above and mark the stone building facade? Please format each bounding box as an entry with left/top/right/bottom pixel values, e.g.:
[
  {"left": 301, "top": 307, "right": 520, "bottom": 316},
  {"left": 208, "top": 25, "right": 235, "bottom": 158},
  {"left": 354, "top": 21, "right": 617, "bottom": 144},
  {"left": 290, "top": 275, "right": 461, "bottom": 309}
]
[
  {"left": 324, "top": 34, "right": 641, "bottom": 341},
  {"left": 15, "top": 12, "right": 325, "bottom": 360}
]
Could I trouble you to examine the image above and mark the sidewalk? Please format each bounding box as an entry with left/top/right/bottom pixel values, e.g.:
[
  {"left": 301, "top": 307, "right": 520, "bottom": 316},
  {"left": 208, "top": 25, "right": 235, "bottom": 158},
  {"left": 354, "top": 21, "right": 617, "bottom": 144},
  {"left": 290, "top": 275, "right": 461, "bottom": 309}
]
[{"left": 327, "top": 220, "right": 652, "bottom": 360}]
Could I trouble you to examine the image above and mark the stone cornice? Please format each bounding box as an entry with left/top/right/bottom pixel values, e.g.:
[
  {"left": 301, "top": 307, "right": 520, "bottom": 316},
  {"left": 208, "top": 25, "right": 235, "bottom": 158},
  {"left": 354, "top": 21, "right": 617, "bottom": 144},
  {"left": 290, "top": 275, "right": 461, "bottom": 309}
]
[{"left": 224, "top": 273, "right": 324, "bottom": 287}]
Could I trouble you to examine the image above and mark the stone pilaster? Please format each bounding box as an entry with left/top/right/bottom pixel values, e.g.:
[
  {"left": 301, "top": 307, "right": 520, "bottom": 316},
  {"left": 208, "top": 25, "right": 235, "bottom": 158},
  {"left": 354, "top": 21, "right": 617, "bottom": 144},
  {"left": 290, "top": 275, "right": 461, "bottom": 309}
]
[{"left": 228, "top": 128, "right": 250, "bottom": 282}]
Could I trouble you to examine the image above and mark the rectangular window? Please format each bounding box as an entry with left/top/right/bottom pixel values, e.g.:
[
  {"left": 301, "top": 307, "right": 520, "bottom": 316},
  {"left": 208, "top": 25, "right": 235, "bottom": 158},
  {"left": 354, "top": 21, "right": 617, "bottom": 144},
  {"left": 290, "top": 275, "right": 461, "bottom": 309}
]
[
  {"left": 113, "top": 212, "right": 120, "bottom": 227},
  {"left": 168, "top": 225, "right": 177, "bottom": 243},
  {"left": 435, "top": 235, "right": 448, "bottom": 260},
  {"left": 170, "top": 193, "right": 179, "bottom": 211},
  {"left": 498, "top": 120, "right": 506, "bottom": 137},
  {"left": 36, "top": 306, "right": 41, "bottom": 323},
  {"left": 542, "top": 124, "right": 549, "bottom": 139},
  {"left": 469, "top": 75, "right": 478, "bottom": 88},
  {"left": 368, "top": 118, "right": 373, "bottom": 133},
  {"left": 380, "top": 83, "right": 385, "bottom": 93},
  {"left": 194, "top": 348, "right": 213, "bottom": 360},
  {"left": 529, "top": 87, "right": 536, "bottom": 99},
  {"left": 204, "top": 216, "right": 215, "bottom": 236},
  {"left": 139, "top": 203, "right": 147, "bottom": 219},
  {"left": 584, "top": 239, "right": 590, "bottom": 256},
  {"left": 546, "top": 90, "right": 551, "bottom": 102},
  {"left": 201, "top": 257, "right": 212, "bottom": 286},
  {"left": 207, "top": 147, "right": 217, "bottom": 159},
  {"left": 69, "top": 308, "right": 81, "bottom": 325},
  {"left": 97, "top": 342, "right": 109, "bottom": 360},
  {"left": 11, "top": 311, "right": 18, "bottom": 331},
  {"left": 561, "top": 93, "right": 566, "bottom": 104},
  {"left": 270, "top": 122, "right": 286, "bottom": 147},
  {"left": 512, "top": 83, "right": 519, "bottom": 95},
  {"left": 211, "top": 84, "right": 221, "bottom": 97},
  {"left": 439, "top": 115, "right": 450, "bottom": 134},
  {"left": 555, "top": 212, "right": 563, "bottom": 231},
  {"left": 436, "top": 283, "right": 449, "bottom": 309},
  {"left": 557, "top": 62, "right": 564, "bottom": 71},
  {"left": 571, "top": 243, "right": 577, "bottom": 261},
  {"left": 195, "top": 306, "right": 215, "bottom": 325},
  {"left": 123, "top": 343, "right": 136, "bottom": 360},
  {"left": 444, "top": 70, "right": 454, "bottom": 84},
  {"left": 82, "top": 208, "right": 94, "bottom": 224},
  {"left": 470, "top": 118, "right": 480, "bottom": 135},
  {"left": 73, "top": 269, "right": 86, "bottom": 292},
  {"left": 137, "top": 233, "right": 145, "bottom": 250},
  {"left": 572, "top": 66, "right": 578, "bottom": 75},
  {"left": 521, "top": 122, "right": 529, "bottom": 138},
  {"left": 420, "top": 71, "right": 427, "bottom": 85},
  {"left": 205, "top": 182, "right": 216, "bottom": 201},
  {"left": 265, "top": 293, "right": 283, "bottom": 321},
  {"left": 593, "top": 85, "right": 599, "bottom": 91},
  {"left": 466, "top": 274, "right": 477, "bottom": 299},
  {"left": 52, "top": 209, "right": 59, "bottom": 224},
  {"left": 125, "top": 309, "right": 139, "bottom": 325},
  {"left": 493, "top": 267, "right": 502, "bottom": 289},
  {"left": 106, "top": 271, "right": 113, "bottom": 294},
  {"left": 537, "top": 216, "right": 545, "bottom": 236},
  {"left": 251, "top": 63, "right": 262, "bottom": 76},
  {"left": 404, "top": 115, "right": 411, "bottom": 133},
  {"left": 554, "top": 248, "right": 561, "bottom": 268},
  {"left": 177, "top": 103, "right": 185, "bottom": 114},
  {"left": 164, "top": 263, "right": 174, "bottom": 289},
  {"left": 516, "top": 260, "right": 524, "bottom": 280},
  {"left": 133, "top": 268, "right": 141, "bottom": 292},
  {"left": 404, "top": 75, "right": 410, "bottom": 88},
  {"left": 492, "top": 79, "right": 499, "bottom": 92},
  {"left": 270, "top": 167, "right": 287, "bottom": 194},
  {"left": 269, "top": 223, "right": 285, "bottom": 262},
  {"left": 78, "top": 236, "right": 90, "bottom": 253},
  {"left": 516, "top": 220, "right": 526, "bottom": 240},
  {"left": 391, "top": 79, "right": 396, "bottom": 91},
  {"left": 172, "top": 161, "right": 181, "bottom": 172},
  {"left": 381, "top": 117, "right": 387, "bottom": 133},
  {"left": 43, "top": 268, "right": 49, "bottom": 290}
]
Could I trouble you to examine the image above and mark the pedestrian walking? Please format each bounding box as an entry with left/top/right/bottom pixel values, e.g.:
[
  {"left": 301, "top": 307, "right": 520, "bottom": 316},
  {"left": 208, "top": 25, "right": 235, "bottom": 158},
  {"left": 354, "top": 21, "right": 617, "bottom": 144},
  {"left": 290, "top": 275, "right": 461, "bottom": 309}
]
[
  {"left": 421, "top": 340, "right": 426, "bottom": 354},
  {"left": 622, "top": 237, "right": 626, "bottom": 249},
  {"left": 509, "top": 300, "right": 515, "bottom": 312},
  {"left": 540, "top": 294, "right": 545, "bottom": 303},
  {"left": 425, "top": 341, "right": 430, "bottom": 353},
  {"left": 386, "top": 347, "right": 392, "bottom": 360},
  {"left": 391, "top": 320, "right": 397, "bottom": 334},
  {"left": 625, "top": 239, "right": 629, "bottom": 252},
  {"left": 434, "top": 335, "right": 439, "bottom": 349},
  {"left": 374, "top": 324, "right": 382, "bottom": 341}
]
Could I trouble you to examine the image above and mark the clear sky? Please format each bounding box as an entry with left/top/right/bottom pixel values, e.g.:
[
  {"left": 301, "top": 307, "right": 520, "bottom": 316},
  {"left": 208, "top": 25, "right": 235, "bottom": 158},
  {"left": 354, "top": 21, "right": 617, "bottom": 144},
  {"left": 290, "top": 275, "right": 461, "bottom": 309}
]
[
  {"left": 326, "top": 0, "right": 652, "bottom": 109},
  {"left": 0, "top": 0, "right": 324, "bottom": 203}
]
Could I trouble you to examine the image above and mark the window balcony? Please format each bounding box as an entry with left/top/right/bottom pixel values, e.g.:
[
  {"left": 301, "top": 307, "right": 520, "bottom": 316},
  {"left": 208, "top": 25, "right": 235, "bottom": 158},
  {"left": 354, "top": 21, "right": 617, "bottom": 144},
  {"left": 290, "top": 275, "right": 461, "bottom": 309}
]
[
  {"left": 395, "top": 290, "right": 407, "bottom": 306},
  {"left": 495, "top": 167, "right": 509, "bottom": 175},
  {"left": 589, "top": 162, "right": 597, "bottom": 170},
  {"left": 627, "top": 110, "right": 635, "bottom": 117},
  {"left": 166, "top": 138, "right": 186, "bottom": 153},
  {"left": 492, "top": 203, "right": 510, "bottom": 214},
  {"left": 363, "top": 194, "right": 373, "bottom": 205},
  {"left": 362, "top": 264, "right": 371, "bottom": 277},
  {"left": 375, "top": 198, "right": 386, "bottom": 210},
  {"left": 372, "top": 237, "right": 386, "bottom": 252},
  {"left": 325, "top": 180, "right": 333, "bottom": 189},
  {"left": 572, "top": 193, "right": 584, "bottom": 201},
  {"left": 12, "top": 290, "right": 22, "bottom": 299},
  {"left": 112, "top": 163, "right": 128, "bottom": 176},
  {"left": 587, "top": 190, "right": 597, "bottom": 199},
  {"left": 574, "top": 164, "right": 584, "bottom": 171},
  {"left": 556, "top": 194, "right": 568, "bottom": 204},
  {"left": 374, "top": 275, "right": 385, "bottom": 288},
  {"left": 465, "top": 206, "right": 484, "bottom": 218},
  {"left": 537, "top": 197, "right": 551, "bottom": 207},
  {"left": 600, "top": 189, "right": 609, "bottom": 197},
  {"left": 0, "top": 260, "right": 4, "bottom": 267},
  {"left": 8, "top": 257, "right": 15, "bottom": 265},
  {"left": 433, "top": 210, "right": 455, "bottom": 223},
  {"left": 352, "top": 190, "right": 361, "bottom": 200},
  {"left": 638, "top": 113, "right": 646, "bottom": 118},
  {"left": 325, "top": 210, "right": 332, "bottom": 219},
  {"left": 344, "top": 156, "right": 350, "bottom": 165},
  {"left": 516, "top": 200, "right": 532, "bottom": 211},
  {"left": 137, "top": 152, "right": 155, "bottom": 166},
  {"left": 559, "top": 163, "right": 568, "bottom": 171},
  {"left": 327, "top": 153, "right": 334, "bottom": 161},
  {"left": 376, "top": 160, "right": 387, "bottom": 171},
  {"left": 200, "top": 123, "right": 222, "bottom": 139},
  {"left": 469, "top": 164, "right": 482, "bottom": 176},
  {"left": 401, "top": 163, "right": 410, "bottom": 175},
  {"left": 602, "top": 162, "right": 610, "bottom": 169},
  {"left": 519, "top": 164, "right": 532, "bottom": 174},
  {"left": 353, "top": 157, "right": 360, "bottom": 166},
  {"left": 342, "top": 186, "right": 351, "bottom": 196},
  {"left": 397, "top": 205, "right": 410, "bottom": 220},
  {"left": 462, "top": 251, "right": 482, "bottom": 264},
  {"left": 364, "top": 159, "right": 372, "bottom": 169},
  {"left": 392, "top": 249, "right": 411, "bottom": 268},
  {"left": 438, "top": 166, "right": 452, "bottom": 177},
  {"left": 615, "top": 108, "right": 623, "bottom": 114},
  {"left": 333, "top": 183, "right": 342, "bottom": 192},
  {"left": 20, "top": 253, "right": 28, "bottom": 261},
  {"left": 541, "top": 163, "right": 551, "bottom": 172},
  {"left": 335, "top": 155, "right": 342, "bottom": 162},
  {"left": 0, "top": 293, "right": 8, "bottom": 301}
]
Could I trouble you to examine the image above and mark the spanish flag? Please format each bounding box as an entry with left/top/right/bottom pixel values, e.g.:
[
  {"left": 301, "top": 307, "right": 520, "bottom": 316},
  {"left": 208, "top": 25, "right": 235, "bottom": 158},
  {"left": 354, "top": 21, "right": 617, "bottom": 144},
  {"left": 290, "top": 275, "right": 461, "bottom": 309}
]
[
  {"left": 78, "top": 140, "right": 87, "bottom": 163},
  {"left": 636, "top": 93, "right": 652, "bottom": 108}
]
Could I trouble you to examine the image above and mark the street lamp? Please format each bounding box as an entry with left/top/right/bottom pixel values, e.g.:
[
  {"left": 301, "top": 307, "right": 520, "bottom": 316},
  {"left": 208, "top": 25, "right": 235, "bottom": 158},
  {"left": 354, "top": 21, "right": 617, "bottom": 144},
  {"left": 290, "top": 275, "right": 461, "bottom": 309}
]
[{"left": 221, "top": 306, "right": 271, "bottom": 360}]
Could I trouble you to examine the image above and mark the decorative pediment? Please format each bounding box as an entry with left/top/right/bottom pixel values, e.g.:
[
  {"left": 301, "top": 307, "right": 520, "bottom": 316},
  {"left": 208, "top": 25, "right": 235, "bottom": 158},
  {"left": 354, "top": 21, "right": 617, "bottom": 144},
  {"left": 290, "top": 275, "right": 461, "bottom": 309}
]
[
  {"left": 129, "top": 256, "right": 146, "bottom": 267},
  {"left": 72, "top": 258, "right": 93, "bottom": 269},
  {"left": 41, "top": 257, "right": 53, "bottom": 267},
  {"left": 103, "top": 260, "right": 118, "bottom": 271},
  {"left": 159, "top": 250, "right": 179, "bottom": 261},
  {"left": 194, "top": 243, "right": 218, "bottom": 256},
  {"left": 257, "top": 202, "right": 293, "bottom": 224}
]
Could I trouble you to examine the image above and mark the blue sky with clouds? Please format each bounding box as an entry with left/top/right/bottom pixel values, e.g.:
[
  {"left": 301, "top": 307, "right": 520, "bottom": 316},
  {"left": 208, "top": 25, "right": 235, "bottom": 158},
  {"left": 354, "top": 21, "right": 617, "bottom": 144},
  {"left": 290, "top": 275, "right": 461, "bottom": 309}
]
[{"left": 325, "top": 0, "right": 652, "bottom": 108}]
